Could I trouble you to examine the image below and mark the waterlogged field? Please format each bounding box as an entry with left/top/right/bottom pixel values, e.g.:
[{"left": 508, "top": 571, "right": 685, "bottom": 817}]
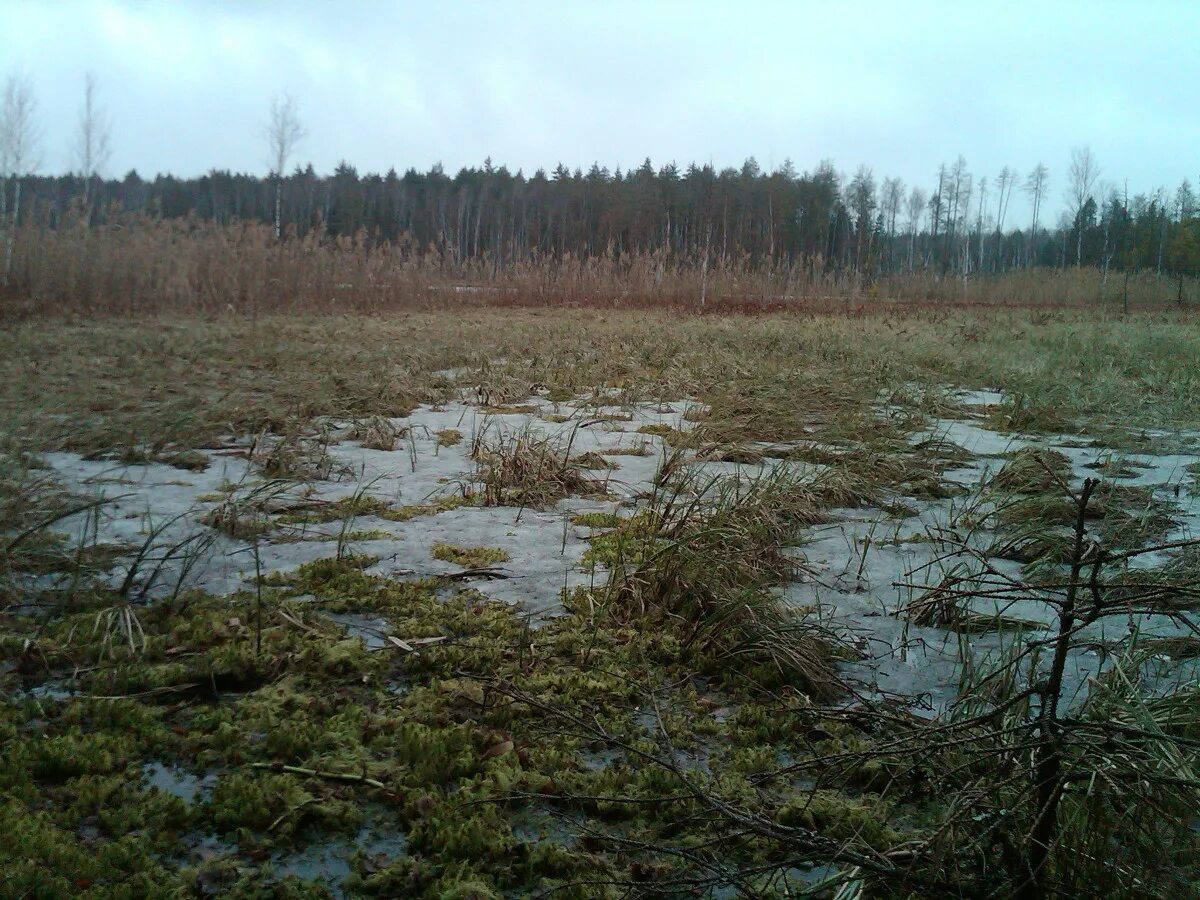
[{"left": 2, "top": 307, "right": 1200, "bottom": 898}]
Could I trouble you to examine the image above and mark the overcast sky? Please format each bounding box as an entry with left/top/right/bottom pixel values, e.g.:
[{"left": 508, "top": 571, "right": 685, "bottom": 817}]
[{"left": 3, "top": 0, "right": 1198, "bottom": 220}]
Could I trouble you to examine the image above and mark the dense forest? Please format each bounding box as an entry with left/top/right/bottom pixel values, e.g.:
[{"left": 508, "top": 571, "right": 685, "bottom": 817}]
[
  {"left": 2, "top": 73, "right": 1198, "bottom": 309},
  {"left": 6, "top": 155, "right": 1200, "bottom": 284}
]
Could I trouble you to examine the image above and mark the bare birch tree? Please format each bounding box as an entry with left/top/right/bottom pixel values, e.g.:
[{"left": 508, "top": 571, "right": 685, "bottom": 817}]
[
  {"left": 265, "top": 92, "right": 306, "bottom": 239},
  {"left": 974, "top": 176, "right": 988, "bottom": 272},
  {"left": 881, "top": 176, "right": 903, "bottom": 272},
  {"left": 993, "top": 166, "right": 1015, "bottom": 269},
  {"left": 74, "top": 72, "right": 111, "bottom": 216},
  {"left": 994, "top": 166, "right": 1014, "bottom": 233},
  {"left": 1066, "top": 145, "right": 1100, "bottom": 266},
  {"left": 905, "top": 186, "right": 926, "bottom": 271},
  {"left": 1, "top": 72, "right": 39, "bottom": 286},
  {"left": 1024, "top": 163, "right": 1049, "bottom": 266}
]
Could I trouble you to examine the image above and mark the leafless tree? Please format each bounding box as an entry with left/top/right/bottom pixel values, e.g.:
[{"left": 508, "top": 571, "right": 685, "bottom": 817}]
[
  {"left": 1, "top": 71, "right": 40, "bottom": 286},
  {"left": 1098, "top": 181, "right": 1118, "bottom": 288},
  {"left": 905, "top": 186, "right": 926, "bottom": 271},
  {"left": 1066, "top": 145, "right": 1100, "bottom": 266},
  {"left": 1024, "top": 163, "right": 1049, "bottom": 266},
  {"left": 992, "top": 166, "right": 1015, "bottom": 269},
  {"left": 994, "top": 166, "right": 1014, "bottom": 232},
  {"left": 946, "top": 156, "right": 971, "bottom": 237},
  {"left": 973, "top": 176, "right": 988, "bottom": 273},
  {"left": 264, "top": 92, "right": 306, "bottom": 239},
  {"left": 948, "top": 158, "right": 972, "bottom": 272},
  {"left": 881, "top": 176, "right": 903, "bottom": 270},
  {"left": 1121, "top": 180, "right": 1132, "bottom": 313},
  {"left": 74, "top": 72, "right": 111, "bottom": 213},
  {"left": 930, "top": 164, "right": 946, "bottom": 239}
]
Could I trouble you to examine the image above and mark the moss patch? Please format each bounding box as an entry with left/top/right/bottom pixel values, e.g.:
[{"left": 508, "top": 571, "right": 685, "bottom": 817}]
[{"left": 431, "top": 543, "right": 510, "bottom": 567}]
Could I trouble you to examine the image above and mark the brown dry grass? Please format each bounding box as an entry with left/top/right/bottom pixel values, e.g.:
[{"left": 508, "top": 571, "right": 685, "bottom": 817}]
[
  {"left": 2, "top": 217, "right": 1195, "bottom": 319},
  {"left": 470, "top": 425, "right": 606, "bottom": 507},
  {"left": 2, "top": 307, "right": 1199, "bottom": 466}
]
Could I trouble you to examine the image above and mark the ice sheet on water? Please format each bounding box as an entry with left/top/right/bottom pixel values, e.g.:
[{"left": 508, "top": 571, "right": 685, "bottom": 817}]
[
  {"left": 38, "top": 398, "right": 706, "bottom": 614},
  {"left": 34, "top": 389, "right": 1200, "bottom": 716}
]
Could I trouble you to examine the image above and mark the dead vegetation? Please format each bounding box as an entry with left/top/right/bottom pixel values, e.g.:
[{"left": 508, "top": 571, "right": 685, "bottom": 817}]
[
  {"left": 470, "top": 424, "right": 606, "bottom": 507},
  {"left": 5, "top": 216, "right": 1195, "bottom": 319},
  {"left": 348, "top": 416, "right": 405, "bottom": 451},
  {"left": 991, "top": 446, "right": 1073, "bottom": 492},
  {"left": 249, "top": 429, "right": 343, "bottom": 481}
]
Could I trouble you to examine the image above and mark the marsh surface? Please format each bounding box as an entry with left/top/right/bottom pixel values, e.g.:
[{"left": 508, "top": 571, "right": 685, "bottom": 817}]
[{"left": 4, "top": 309, "right": 1199, "bottom": 897}]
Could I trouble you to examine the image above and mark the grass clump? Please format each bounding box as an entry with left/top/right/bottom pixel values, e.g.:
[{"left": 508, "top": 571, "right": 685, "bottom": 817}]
[
  {"left": 991, "top": 446, "right": 1072, "bottom": 493},
  {"left": 163, "top": 449, "right": 210, "bottom": 471},
  {"left": 598, "top": 442, "right": 652, "bottom": 457},
  {"left": 635, "top": 423, "right": 698, "bottom": 446},
  {"left": 1141, "top": 635, "right": 1200, "bottom": 660},
  {"left": 250, "top": 429, "right": 341, "bottom": 481},
  {"left": 431, "top": 543, "right": 510, "bottom": 567},
  {"left": 435, "top": 428, "right": 463, "bottom": 447},
  {"left": 479, "top": 403, "right": 540, "bottom": 415},
  {"left": 471, "top": 426, "right": 604, "bottom": 507},
  {"left": 702, "top": 444, "right": 765, "bottom": 464},
  {"left": 349, "top": 416, "right": 405, "bottom": 451},
  {"left": 570, "top": 451, "right": 617, "bottom": 470},
  {"left": 0, "top": 457, "right": 110, "bottom": 580},
  {"left": 596, "top": 466, "right": 849, "bottom": 700},
  {"left": 904, "top": 575, "right": 1047, "bottom": 633},
  {"left": 200, "top": 497, "right": 272, "bottom": 541},
  {"left": 985, "top": 392, "right": 1075, "bottom": 433}
]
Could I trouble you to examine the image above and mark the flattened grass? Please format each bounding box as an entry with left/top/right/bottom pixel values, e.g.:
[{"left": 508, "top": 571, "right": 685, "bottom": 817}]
[{"left": 3, "top": 307, "right": 1200, "bottom": 460}]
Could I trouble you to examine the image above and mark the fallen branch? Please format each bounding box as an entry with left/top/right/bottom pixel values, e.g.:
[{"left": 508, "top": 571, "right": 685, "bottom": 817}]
[{"left": 249, "top": 761, "right": 389, "bottom": 790}]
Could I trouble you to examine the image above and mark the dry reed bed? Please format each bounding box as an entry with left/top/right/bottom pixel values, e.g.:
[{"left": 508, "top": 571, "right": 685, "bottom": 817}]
[{"left": 2, "top": 217, "right": 1194, "bottom": 318}]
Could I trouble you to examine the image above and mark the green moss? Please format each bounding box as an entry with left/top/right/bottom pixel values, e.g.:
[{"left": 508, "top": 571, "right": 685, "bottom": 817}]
[
  {"left": 379, "top": 494, "right": 472, "bottom": 522},
  {"left": 276, "top": 495, "right": 392, "bottom": 525},
  {"left": 775, "top": 790, "right": 902, "bottom": 849},
  {"left": 570, "top": 511, "right": 624, "bottom": 529},
  {"left": 432, "top": 543, "right": 509, "bottom": 567},
  {"left": 343, "top": 529, "right": 393, "bottom": 542},
  {"left": 205, "top": 771, "right": 313, "bottom": 835},
  {"left": 0, "top": 799, "right": 183, "bottom": 898},
  {"left": 579, "top": 511, "right": 658, "bottom": 568},
  {"left": 266, "top": 553, "right": 380, "bottom": 592}
]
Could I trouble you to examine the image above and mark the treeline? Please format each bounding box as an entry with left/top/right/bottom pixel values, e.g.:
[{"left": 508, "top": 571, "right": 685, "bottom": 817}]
[{"left": 8, "top": 156, "right": 1200, "bottom": 284}]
